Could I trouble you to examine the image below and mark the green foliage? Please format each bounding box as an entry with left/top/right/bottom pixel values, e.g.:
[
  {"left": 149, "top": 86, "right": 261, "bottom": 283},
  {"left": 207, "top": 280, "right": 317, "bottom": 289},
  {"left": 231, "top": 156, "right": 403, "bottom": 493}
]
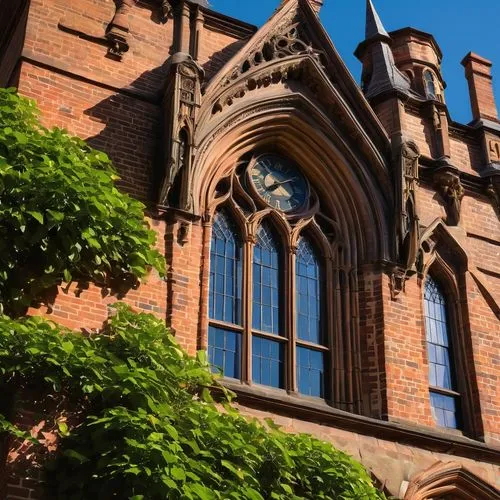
[
  {"left": 0, "top": 306, "right": 385, "bottom": 500},
  {"left": 0, "top": 88, "right": 164, "bottom": 316}
]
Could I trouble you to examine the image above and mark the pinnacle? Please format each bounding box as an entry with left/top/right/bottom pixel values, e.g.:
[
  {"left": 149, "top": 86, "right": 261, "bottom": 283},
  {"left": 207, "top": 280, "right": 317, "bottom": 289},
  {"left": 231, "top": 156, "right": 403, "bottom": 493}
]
[{"left": 365, "top": 0, "right": 389, "bottom": 41}]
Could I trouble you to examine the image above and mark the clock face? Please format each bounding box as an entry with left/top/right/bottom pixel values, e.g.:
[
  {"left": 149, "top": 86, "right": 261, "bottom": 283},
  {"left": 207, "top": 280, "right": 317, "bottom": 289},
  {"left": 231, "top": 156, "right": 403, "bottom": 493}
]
[{"left": 250, "top": 154, "right": 309, "bottom": 212}]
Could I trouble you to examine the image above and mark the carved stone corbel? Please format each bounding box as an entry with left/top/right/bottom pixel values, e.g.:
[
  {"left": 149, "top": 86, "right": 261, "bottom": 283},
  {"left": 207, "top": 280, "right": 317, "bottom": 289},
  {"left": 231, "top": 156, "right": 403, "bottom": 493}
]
[
  {"left": 106, "top": 0, "right": 137, "bottom": 59},
  {"left": 390, "top": 266, "right": 408, "bottom": 299},
  {"left": 433, "top": 167, "right": 464, "bottom": 226},
  {"left": 160, "top": 0, "right": 173, "bottom": 23},
  {"left": 159, "top": 53, "right": 204, "bottom": 212}
]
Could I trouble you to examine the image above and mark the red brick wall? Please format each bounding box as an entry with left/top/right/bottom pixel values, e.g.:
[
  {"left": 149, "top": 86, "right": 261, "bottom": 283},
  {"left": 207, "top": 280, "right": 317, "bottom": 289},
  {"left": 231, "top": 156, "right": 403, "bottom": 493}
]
[{"left": 2, "top": 0, "right": 500, "bottom": 497}]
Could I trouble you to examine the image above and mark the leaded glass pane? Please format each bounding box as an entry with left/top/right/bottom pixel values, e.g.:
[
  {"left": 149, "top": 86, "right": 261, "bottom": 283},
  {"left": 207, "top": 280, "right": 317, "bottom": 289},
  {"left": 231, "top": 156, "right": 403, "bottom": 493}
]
[
  {"left": 430, "top": 392, "right": 458, "bottom": 429},
  {"left": 209, "top": 210, "right": 242, "bottom": 325},
  {"left": 295, "top": 237, "right": 322, "bottom": 344},
  {"left": 297, "top": 346, "right": 325, "bottom": 397},
  {"left": 424, "top": 276, "right": 459, "bottom": 429},
  {"left": 424, "top": 277, "right": 454, "bottom": 390},
  {"left": 252, "top": 222, "right": 281, "bottom": 335},
  {"left": 252, "top": 336, "right": 284, "bottom": 388},
  {"left": 208, "top": 326, "right": 241, "bottom": 379}
]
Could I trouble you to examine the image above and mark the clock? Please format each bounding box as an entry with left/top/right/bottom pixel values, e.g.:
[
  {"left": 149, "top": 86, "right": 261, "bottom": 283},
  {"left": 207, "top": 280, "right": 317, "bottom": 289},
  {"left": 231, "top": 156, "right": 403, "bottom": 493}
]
[{"left": 249, "top": 154, "right": 309, "bottom": 212}]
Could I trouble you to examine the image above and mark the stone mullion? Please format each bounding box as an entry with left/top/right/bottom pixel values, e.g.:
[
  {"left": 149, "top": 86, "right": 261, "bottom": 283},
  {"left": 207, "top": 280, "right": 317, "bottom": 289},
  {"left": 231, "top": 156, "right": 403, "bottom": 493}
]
[
  {"left": 287, "top": 247, "right": 297, "bottom": 393},
  {"left": 242, "top": 237, "right": 254, "bottom": 384}
]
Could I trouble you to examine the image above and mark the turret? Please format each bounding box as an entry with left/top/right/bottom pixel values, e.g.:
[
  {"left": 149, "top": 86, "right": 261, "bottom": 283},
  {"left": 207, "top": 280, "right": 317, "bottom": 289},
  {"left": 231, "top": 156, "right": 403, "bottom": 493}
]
[
  {"left": 390, "top": 28, "right": 445, "bottom": 103},
  {"left": 354, "top": 0, "right": 411, "bottom": 101}
]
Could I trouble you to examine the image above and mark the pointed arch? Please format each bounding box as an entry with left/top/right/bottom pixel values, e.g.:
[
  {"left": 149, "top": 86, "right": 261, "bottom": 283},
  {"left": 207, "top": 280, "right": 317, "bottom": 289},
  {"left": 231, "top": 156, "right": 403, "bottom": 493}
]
[
  {"left": 207, "top": 208, "right": 244, "bottom": 379},
  {"left": 194, "top": 97, "right": 391, "bottom": 266},
  {"left": 404, "top": 461, "right": 500, "bottom": 500},
  {"left": 418, "top": 219, "right": 483, "bottom": 439}
]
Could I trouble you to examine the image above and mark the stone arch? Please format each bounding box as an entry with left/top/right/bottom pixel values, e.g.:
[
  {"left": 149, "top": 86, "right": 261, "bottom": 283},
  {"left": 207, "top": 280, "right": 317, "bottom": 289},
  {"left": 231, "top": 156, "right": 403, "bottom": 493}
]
[
  {"left": 418, "top": 219, "right": 484, "bottom": 439},
  {"left": 192, "top": 98, "right": 391, "bottom": 268},
  {"left": 404, "top": 461, "right": 500, "bottom": 500}
]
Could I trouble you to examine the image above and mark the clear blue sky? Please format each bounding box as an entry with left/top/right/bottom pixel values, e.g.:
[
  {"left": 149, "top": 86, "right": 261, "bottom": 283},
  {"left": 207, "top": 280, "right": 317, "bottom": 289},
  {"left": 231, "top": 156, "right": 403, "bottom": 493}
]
[{"left": 209, "top": 0, "right": 500, "bottom": 125}]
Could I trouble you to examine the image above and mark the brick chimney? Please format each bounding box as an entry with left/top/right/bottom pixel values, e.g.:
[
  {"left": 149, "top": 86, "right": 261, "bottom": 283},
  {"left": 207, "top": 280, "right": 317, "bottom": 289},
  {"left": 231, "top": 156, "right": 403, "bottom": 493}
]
[{"left": 461, "top": 52, "right": 498, "bottom": 122}]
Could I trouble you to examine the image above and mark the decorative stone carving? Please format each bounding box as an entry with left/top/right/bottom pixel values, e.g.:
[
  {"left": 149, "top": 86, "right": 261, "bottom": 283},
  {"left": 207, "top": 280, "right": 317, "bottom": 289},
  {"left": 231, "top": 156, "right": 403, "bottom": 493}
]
[
  {"left": 433, "top": 167, "right": 464, "bottom": 226},
  {"left": 106, "top": 0, "right": 137, "bottom": 59},
  {"left": 160, "top": 0, "right": 173, "bottom": 23},
  {"left": 159, "top": 53, "right": 204, "bottom": 211},
  {"left": 222, "top": 18, "right": 324, "bottom": 89},
  {"left": 390, "top": 137, "right": 420, "bottom": 297},
  {"left": 489, "top": 139, "right": 500, "bottom": 162}
]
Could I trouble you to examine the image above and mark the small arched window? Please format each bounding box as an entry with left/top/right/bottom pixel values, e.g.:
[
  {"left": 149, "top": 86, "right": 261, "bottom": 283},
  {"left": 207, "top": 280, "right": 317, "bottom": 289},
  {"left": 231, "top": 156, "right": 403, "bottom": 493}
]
[
  {"left": 423, "top": 70, "right": 437, "bottom": 99},
  {"left": 295, "top": 236, "right": 325, "bottom": 397},
  {"left": 424, "top": 276, "right": 460, "bottom": 429},
  {"left": 208, "top": 209, "right": 243, "bottom": 379}
]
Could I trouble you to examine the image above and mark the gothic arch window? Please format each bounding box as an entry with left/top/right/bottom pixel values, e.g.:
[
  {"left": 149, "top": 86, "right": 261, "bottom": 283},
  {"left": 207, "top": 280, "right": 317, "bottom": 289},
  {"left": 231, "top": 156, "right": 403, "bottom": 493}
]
[
  {"left": 252, "top": 221, "right": 285, "bottom": 388},
  {"left": 208, "top": 209, "right": 243, "bottom": 379},
  {"left": 424, "top": 70, "right": 437, "bottom": 99},
  {"left": 295, "top": 236, "right": 325, "bottom": 397},
  {"left": 206, "top": 152, "right": 337, "bottom": 401},
  {"left": 424, "top": 275, "right": 461, "bottom": 429}
]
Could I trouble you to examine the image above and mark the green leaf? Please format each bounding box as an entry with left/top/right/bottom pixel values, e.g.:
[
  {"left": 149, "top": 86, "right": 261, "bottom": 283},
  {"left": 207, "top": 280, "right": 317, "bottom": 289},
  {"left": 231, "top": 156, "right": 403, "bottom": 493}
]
[{"left": 27, "top": 210, "right": 44, "bottom": 224}]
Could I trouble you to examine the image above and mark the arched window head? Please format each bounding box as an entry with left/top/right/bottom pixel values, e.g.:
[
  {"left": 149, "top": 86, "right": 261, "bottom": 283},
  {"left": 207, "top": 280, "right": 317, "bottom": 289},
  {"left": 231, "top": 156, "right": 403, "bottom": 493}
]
[
  {"left": 296, "top": 236, "right": 325, "bottom": 398},
  {"left": 252, "top": 221, "right": 284, "bottom": 388},
  {"left": 424, "top": 275, "right": 460, "bottom": 429},
  {"left": 208, "top": 209, "right": 243, "bottom": 379},
  {"left": 205, "top": 152, "right": 338, "bottom": 402},
  {"left": 424, "top": 70, "right": 437, "bottom": 99}
]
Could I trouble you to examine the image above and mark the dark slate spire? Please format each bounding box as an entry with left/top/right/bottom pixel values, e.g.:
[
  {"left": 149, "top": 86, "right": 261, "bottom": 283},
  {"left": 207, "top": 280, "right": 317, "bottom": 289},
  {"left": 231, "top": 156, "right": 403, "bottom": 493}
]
[
  {"left": 354, "top": 0, "right": 411, "bottom": 100},
  {"left": 365, "top": 0, "right": 389, "bottom": 40}
]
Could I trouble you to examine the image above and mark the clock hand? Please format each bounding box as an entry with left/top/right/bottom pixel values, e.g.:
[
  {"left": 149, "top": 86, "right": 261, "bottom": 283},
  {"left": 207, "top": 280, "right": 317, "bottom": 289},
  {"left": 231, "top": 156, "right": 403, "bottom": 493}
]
[{"left": 268, "top": 178, "right": 297, "bottom": 191}]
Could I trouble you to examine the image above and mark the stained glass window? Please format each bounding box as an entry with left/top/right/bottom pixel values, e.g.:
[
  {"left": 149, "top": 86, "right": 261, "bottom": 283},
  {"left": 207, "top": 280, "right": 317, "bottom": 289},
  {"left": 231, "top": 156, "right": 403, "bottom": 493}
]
[
  {"left": 208, "top": 210, "right": 242, "bottom": 377},
  {"left": 424, "top": 276, "right": 459, "bottom": 429}
]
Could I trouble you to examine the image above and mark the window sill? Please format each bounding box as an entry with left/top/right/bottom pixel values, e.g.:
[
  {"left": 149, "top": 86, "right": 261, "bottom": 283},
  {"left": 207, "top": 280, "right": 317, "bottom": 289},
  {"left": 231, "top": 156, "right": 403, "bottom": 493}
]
[{"left": 218, "top": 379, "right": 500, "bottom": 466}]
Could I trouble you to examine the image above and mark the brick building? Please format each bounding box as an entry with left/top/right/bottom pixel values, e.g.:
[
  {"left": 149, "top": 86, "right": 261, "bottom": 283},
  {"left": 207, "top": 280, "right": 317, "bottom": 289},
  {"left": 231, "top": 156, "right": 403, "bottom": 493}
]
[{"left": 1, "top": 0, "right": 499, "bottom": 498}]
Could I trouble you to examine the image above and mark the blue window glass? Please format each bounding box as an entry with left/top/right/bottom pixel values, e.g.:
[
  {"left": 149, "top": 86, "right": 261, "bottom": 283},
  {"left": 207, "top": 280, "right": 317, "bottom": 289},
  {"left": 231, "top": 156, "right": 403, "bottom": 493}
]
[
  {"left": 209, "top": 210, "right": 242, "bottom": 325},
  {"left": 295, "top": 237, "right": 322, "bottom": 344},
  {"left": 424, "top": 70, "right": 436, "bottom": 99},
  {"left": 424, "top": 276, "right": 459, "bottom": 429},
  {"left": 297, "top": 346, "right": 325, "bottom": 397},
  {"left": 252, "top": 336, "right": 285, "bottom": 389},
  {"left": 208, "top": 326, "right": 241, "bottom": 379},
  {"left": 430, "top": 392, "right": 458, "bottom": 429},
  {"left": 252, "top": 222, "right": 281, "bottom": 335}
]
